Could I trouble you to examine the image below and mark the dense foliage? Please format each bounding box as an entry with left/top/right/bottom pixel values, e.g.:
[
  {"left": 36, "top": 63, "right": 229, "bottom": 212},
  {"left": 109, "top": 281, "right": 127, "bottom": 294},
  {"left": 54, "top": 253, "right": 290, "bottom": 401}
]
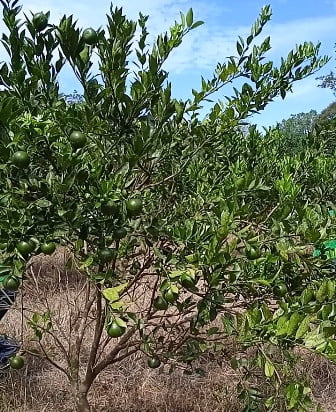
[
  {"left": 0, "top": 0, "right": 335, "bottom": 410},
  {"left": 273, "top": 110, "right": 318, "bottom": 155}
]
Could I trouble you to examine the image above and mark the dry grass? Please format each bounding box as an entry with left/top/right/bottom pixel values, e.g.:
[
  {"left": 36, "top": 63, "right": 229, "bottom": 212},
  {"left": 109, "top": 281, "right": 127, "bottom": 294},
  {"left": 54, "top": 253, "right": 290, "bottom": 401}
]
[
  {"left": 0, "top": 343, "right": 241, "bottom": 412},
  {"left": 297, "top": 349, "right": 336, "bottom": 411},
  {"left": 3, "top": 348, "right": 336, "bottom": 412},
  {"left": 0, "top": 250, "right": 336, "bottom": 411}
]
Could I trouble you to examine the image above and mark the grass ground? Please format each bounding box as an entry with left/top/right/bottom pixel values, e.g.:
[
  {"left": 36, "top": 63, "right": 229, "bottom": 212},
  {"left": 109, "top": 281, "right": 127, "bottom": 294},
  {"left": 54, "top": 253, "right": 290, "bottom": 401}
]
[
  {"left": 0, "top": 353, "right": 241, "bottom": 411},
  {"left": 0, "top": 250, "right": 335, "bottom": 411}
]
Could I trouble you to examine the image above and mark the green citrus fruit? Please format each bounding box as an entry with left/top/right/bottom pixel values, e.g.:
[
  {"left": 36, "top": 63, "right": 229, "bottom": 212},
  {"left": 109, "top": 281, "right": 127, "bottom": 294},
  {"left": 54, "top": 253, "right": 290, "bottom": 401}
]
[
  {"left": 88, "top": 78, "right": 99, "bottom": 88},
  {"left": 101, "top": 200, "right": 119, "bottom": 216},
  {"left": 180, "top": 274, "right": 196, "bottom": 289},
  {"left": 40, "top": 242, "right": 56, "bottom": 255},
  {"left": 164, "top": 289, "right": 178, "bottom": 303},
  {"left": 12, "top": 151, "right": 30, "bottom": 168},
  {"left": 246, "top": 246, "right": 261, "bottom": 260},
  {"left": 113, "top": 227, "right": 127, "bottom": 240},
  {"left": 3, "top": 276, "right": 20, "bottom": 291},
  {"left": 82, "top": 28, "right": 97, "bottom": 45},
  {"left": 147, "top": 356, "right": 161, "bottom": 368},
  {"left": 32, "top": 12, "right": 48, "bottom": 31},
  {"left": 126, "top": 198, "right": 143, "bottom": 217},
  {"left": 107, "top": 321, "right": 125, "bottom": 338},
  {"left": 69, "top": 131, "right": 87, "bottom": 150},
  {"left": 10, "top": 355, "right": 24, "bottom": 369},
  {"left": 273, "top": 283, "right": 288, "bottom": 298},
  {"left": 17, "top": 240, "right": 35, "bottom": 256},
  {"left": 98, "top": 247, "right": 116, "bottom": 263},
  {"left": 153, "top": 296, "right": 169, "bottom": 311}
]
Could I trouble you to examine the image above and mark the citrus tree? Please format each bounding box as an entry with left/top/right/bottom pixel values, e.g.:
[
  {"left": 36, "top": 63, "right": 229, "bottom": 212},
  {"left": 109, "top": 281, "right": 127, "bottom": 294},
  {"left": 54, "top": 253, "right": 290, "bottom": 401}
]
[{"left": 0, "top": 0, "right": 334, "bottom": 410}]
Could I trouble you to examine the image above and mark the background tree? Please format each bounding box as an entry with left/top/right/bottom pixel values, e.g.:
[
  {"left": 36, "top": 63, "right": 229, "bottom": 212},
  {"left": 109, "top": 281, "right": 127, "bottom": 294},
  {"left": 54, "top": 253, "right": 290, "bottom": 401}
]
[
  {"left": 312, "top": 102, "right": 336, "bottom": 154},
  {"left": 317, "top": 41, "right": 336, "bottom": 95},
  {"left": 273, "top": 110, "right": 318, "bottom": 155}
]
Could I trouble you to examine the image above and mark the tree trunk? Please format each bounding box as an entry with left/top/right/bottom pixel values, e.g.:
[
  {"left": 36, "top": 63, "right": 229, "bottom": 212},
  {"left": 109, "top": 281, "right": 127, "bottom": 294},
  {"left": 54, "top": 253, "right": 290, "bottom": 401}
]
[
  {"left": 73, "top": 381, "right": 94, "bottom": 412},
  {"left": 76, "top": 392, "right": 91, "bottom": 412}
]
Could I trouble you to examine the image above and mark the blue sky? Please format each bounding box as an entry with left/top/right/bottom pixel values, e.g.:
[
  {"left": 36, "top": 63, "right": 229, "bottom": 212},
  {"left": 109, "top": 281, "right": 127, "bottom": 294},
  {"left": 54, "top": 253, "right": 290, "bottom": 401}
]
[{"left": 1, "top": 0, "right": 336, "bottom": 127}]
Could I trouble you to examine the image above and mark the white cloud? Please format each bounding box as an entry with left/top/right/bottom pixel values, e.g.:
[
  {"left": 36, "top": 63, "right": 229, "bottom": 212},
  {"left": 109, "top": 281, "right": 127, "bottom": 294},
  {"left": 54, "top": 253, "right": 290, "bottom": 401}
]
[
  {"left": 264, "top": 17, "right": 336, "bottom": 56},
  {"left": 164, "top": 14, "right": 336, "bottom": 74},
  {"left": 1, "top": 1, "right": 335, "bottom": 75}
]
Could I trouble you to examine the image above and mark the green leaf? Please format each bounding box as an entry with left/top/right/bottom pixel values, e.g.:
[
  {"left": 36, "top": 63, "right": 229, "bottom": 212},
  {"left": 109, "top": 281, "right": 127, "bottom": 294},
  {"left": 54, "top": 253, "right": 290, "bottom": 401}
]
[
  {"left": 114, "top": 316, "right": 127, "bottom": 328},
  {"left": 304, "top": 332, "right": 326, "bottom": 350},
  {"left": 327, "top": 280, "right": 335, "bottom": 300},
  {"left": 186, "top": 8, "right": 193, "bottom": 27},
  {"left": 57, "top": 209, "right": 68, "bottom": 217},
  {"left": 102, "top": 288, "right": 119, "bottom": 302},
  {"left": 179, "top": 12, "right": 185, "bottom": 27},
  {"left": 79, "top": 256, "right": 93, "bottom": 269},
  {"left": 168, "top": 269, "right": 183, "bottom": 279},
  {"left": 0, "top": 265, "right": 11, "bottom": 275},
  {"left": 170, "top": 284, "right": 179, "bottom": 294},
  {"left": 295, "top": 315, "right": 311, "bottom": 339},
  {"left": 110, "top": 301, "right": 126, "bottom": 310},
  {"left": 114, "top": 283, "right": 128, "bottom": 294},
  {"left": 249, "top": 278, "right": 271, "bottom": 287},
  {"left": 287, "top": 312, "right": 302, "bottom": 336},
  {"left": 102, "top": 283, "right": 128, "bottom": 302},
  {"left": 316, "top": 281, "right": 329, "bottom": 303},
  {"left": 186, "top": 253, "right": 198, "bottom": 263},
  {"left": 264, "top": 359, "right": 275, "bottom": 377},
  {"left": 286, "top": 383, "right": 300, "bottom": 409},
  {"left": 322, "top": 326, "right": 336, "bottom": 338},
  {"left": 191, "top": 21, "right": 204, "bottom": 29},
  {"left": 222, "top": 318, "right": 235, "bottom": 335},
  {"left": 300, "top": 288, "right": 315, "bottom": 305},
  {"left": 236, "top": 41, "right": 243, "bottom": 56},
  {"left": 32, "top": 313, "right": 39, "bottom": 324},
  {"left": 275, "top": 315, "right": 288, "bottom": 336},
  {"left": 320, "top": 304, "right": 333, "bottom": 320}
]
